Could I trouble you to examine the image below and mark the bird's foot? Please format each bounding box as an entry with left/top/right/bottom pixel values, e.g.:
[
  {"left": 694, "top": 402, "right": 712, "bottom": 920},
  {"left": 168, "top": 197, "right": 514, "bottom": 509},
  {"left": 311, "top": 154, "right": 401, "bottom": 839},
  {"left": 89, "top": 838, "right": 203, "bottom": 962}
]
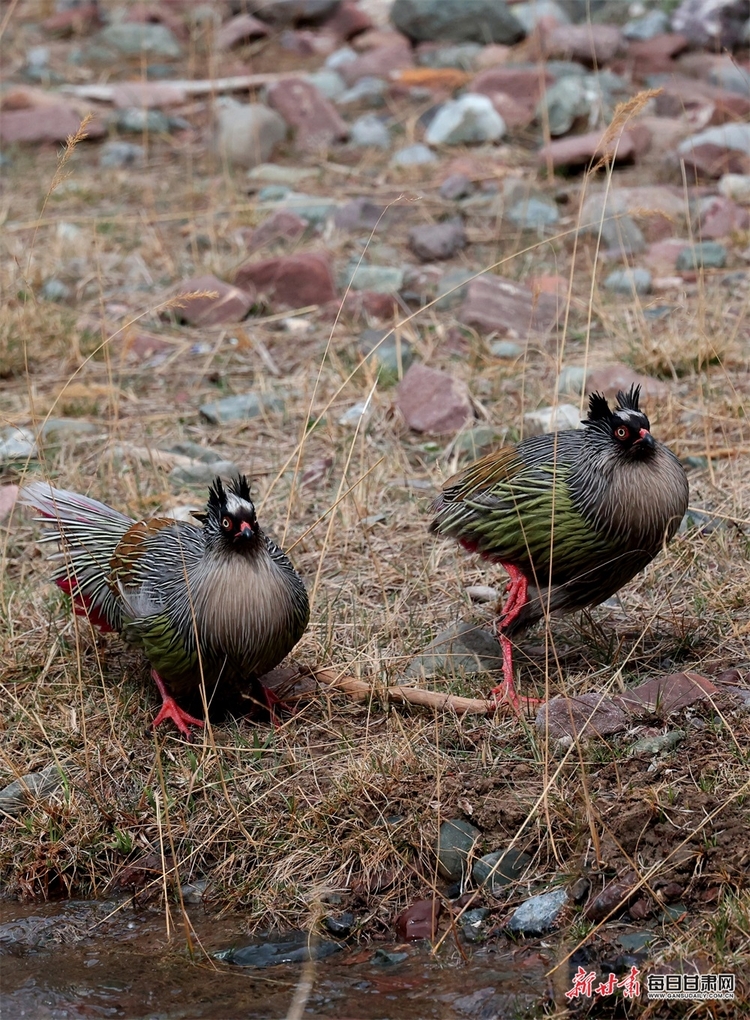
[
  {"left": 152, "top": 697, "right": 205, "bottom": 738},
  {"left": 488, "top": 633, "right": 541, "bottom": 716},
  {"left": 497, "top": 564, "right": 528, "bottom": 629},
  {"left": 262, "top": 686, "right": 296, "bottom": 729}
]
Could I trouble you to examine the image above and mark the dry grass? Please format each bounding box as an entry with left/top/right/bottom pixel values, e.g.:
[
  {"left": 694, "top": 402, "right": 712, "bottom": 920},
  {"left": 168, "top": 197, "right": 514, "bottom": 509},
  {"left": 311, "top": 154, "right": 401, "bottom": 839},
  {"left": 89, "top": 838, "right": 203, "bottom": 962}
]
[{"left": 2, "top": 26, "right": 750, "bottom": 1016}]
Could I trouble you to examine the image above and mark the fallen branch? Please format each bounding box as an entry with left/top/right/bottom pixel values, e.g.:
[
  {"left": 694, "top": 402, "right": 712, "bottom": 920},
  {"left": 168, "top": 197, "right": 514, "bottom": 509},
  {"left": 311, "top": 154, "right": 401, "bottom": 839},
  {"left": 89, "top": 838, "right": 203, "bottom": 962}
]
[
  {"left": 59, "top": 74, "right": 288, "bottom": 105},
  {"left": 313, "top": 668, "right": 494, "bottom": 716}
]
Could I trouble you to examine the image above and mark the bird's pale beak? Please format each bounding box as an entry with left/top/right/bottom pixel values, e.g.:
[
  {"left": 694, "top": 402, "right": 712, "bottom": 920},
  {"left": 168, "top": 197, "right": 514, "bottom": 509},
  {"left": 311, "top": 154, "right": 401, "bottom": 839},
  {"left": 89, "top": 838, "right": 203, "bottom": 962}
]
[{"left": 636, "top": 428, "right": 655, "bottom": 449}]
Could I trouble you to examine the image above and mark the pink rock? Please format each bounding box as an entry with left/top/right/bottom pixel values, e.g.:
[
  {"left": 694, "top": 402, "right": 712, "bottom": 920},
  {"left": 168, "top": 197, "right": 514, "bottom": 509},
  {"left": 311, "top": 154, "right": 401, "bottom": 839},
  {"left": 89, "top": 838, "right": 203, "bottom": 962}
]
[
  {"left": 235, "top": 252, "right": 336, "bottom": 309},
  {"left": 538, "top": 129, "right": 638, "bottom": 169},
  {"left": 620, "top": 672, "right": 718, "bottom": 717},
  {"left": 217, "top": 13, "right": 270, "bottom": 50},
  {"left": 536, "top": 694, "right": 628, "bottom": 740},
  {"left": 323, "top": 0, "right": 373, "bottom": 41},
  {"left": 42, "top": 2, "right": 101, "bottom": 34},
  {"left": 475, "top": 44, "right": 513, "bottom": 69},
  {"left": 328, "top": 289, "right": 400, "bottom": 322},
  {"left": 243, "top": 210, "right": 307, "bottom": 251},
  {"left": 625, "top": 33, "right": 689, "bottom": 78},
  {"left": 643, "top": 239, "right": 691, "bottom": 274},
  {"left": 699, "top": 195, "right": 750, "bottom": 237},
  {"left": 0, "top": 485, "right": 19, "bottom": 521},
  {"left": 682, "top": 144, "right": 750, "bottom": 179},
  {"left": 487, "top": 92, "right": 535, "bottom": 129},
  {"left": 110, "top": 82, "right": 187, "bottom": 108},
  {"left": 655, "top": 78, "right": 750, "bottom": 126},
  {"left": 471, "top": 66, "right": 551, "bottom": 105},
  {"left": 396, "top": 363, "right": 473, "bottom": 435},
  {"left": 339, "top": 40, "right": 414, "bottom": 86},
  {"left": 352, "top": 28, "right": 408, "bottom": 51},
  {"left": 542, "top": 23, "right": 625, "bottom": 66},
  {"left": 279, "top": 28, "right": 338, "bottom": 56},
  {"left": 169, "top": 274, "right": 254, "bottom": 326},
  {"left": 458, "top": 275, "right": 562, "bottom": 336},
  {"left": 584, "top": 364, "right": 669, "bottom": 402},
  {"left": 408, "top": 218, "right": 466, "bottom": 261},
  {"left": 265, "top": 77, "right": 348, "bottom": 152},
  {"left": 395, "top": 898, "right": 441, "bottom": 941},
  {"left": 0, "top": 104, "right": 105, "bottom": 144}
]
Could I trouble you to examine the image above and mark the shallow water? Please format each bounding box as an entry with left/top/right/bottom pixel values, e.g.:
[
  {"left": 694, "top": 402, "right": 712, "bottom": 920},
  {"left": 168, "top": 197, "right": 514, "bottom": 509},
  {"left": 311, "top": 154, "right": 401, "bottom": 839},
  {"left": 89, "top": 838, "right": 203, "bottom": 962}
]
[{"left": 0, "top": 899, "right": 551, "bottom": 1019}]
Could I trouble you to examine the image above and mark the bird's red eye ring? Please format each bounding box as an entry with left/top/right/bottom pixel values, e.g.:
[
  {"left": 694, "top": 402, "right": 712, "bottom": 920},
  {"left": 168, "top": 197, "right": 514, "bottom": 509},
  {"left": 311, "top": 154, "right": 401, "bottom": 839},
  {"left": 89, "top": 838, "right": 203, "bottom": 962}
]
[
  {"left": 221, "top": 516, "right": 232, "bottom": 530},
  {"left": 614, "top": 426, "right": 629, "bottom": 440}
]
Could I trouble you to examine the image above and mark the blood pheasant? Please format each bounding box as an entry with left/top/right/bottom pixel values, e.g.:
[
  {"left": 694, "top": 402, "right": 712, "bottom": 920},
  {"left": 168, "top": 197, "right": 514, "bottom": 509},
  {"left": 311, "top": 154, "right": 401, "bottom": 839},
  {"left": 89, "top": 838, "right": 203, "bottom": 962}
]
[
  {"left": 22, "top": 476, "right": 310, "bottom": 735},
  {"left": 431, "top": 387, "right": 689, "bottom": 710}
]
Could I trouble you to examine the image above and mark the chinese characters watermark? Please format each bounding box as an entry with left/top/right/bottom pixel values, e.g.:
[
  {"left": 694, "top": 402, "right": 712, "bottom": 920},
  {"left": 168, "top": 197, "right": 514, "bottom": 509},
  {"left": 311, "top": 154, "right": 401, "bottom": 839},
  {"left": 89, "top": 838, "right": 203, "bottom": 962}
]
[{"left": 566, "top": 966, "right": 735, "bottom": 1002}]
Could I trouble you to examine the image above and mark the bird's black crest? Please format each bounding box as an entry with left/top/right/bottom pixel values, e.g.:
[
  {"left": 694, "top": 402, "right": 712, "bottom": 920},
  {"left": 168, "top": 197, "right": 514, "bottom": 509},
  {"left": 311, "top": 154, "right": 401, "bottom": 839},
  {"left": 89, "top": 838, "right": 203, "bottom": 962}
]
[
  {"left": 229, "top": 475, "right": 252, "bottom": 502},
  {"left": 207, "top": 477, "right": 227, "bottom": 517},
  {"left": 586, "top": 392, "right": 612, "bottom": 423},
  {"left": 616, "top": 384, "right": 642, "bottom": 413}
]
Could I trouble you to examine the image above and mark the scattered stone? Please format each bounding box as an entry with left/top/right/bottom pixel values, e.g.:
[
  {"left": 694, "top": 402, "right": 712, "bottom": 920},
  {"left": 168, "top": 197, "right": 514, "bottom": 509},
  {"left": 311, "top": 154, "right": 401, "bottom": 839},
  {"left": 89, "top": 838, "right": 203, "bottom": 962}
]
[
  {"left": 373, "top": 948, "right": 409, "bottom": 965},
  {"left": 473, "top": 848, "right": 532, "bottom": 894},
  {"left": 217, "top": 13, "right": 270, "bottom": 50},
  {"left": 199, "top": 393, "right": 284, "bottom": 424},
  {"left": 416, "top": 42, "right": 483, "bottom": 70},
  {"left": 359, "top": 328, "right": 413, "bottom": 374},
  {"left": 709, "top": 62, "right": 750, "bottom": 96},
  {"left": 618, "top": 931, "right": 654, "bottom": 952},
  {"left": 538, "top": 76, "right": 590, "bottom": 137},
  {"left": 677, "top": 123, "right": 750, "bottom": 177},
  {"left": 672, "top": 0, "right": 750, "bottom": 50},
  {"left": 324, "top": 912, "right": 355, "bottom": 937},
  {"left": 349, "top": 113, "right": 391, "bottom": 148},
  {"left": 333, "top": 197, "right": 390, "bottom": 231},
  {"left": 458, "top": 275, "right": 561, "bottom": 336},
  {"left": 275, "top": 192, "right": 338, "bottom": 225},
  {"left": 235, "top": 253, "right": 336, "bottom": 309},
  {"left": 266, "top": 77, "right": 349, "bottom": 152},
  {"left": 697, "top": 195, "right": 750, "bottom": 237},
  {"left": 0, "top": 102, "right": 105, "bottom": 145},
  {"left": 435, "top": 267, "right": 474, "bottom": 309},
  {"left": 620, "top": 672, "right": 718, "bottom": 717},
  {"left": 244, "top": 209, "right": 307, "bottom": 251},
  {"left": 180, "top": 878, "right": 209, "bottom": 904},
  {"left": 585, "top": 879, "right": 637, "bottom": 922},
  {"left": 391, "top": 0, "right": 524, "bottom": 45},
  {"left": 524, "top": 404, "right": 581, "bottom": 436},
  {"left": 719, "top": 172, "right": 750, "bottom": 203},
  {"left": 440, "top": 173, "right": 474, "bottom": 200},
  {"left": 508, "top": 888, "right": 569, "bottom": 934},
  {"left": 0, "top": 765, "right": 63, "bottom": 817},
  {"left": 452, "top": 425, "right": 501, "bottom": 457},
  {"left": 336, "top": 74, "right": 387, "bottom": 106},
  {"left": 217, "top": 935, "right": 341, "bottom": 968},
  {"left": 536, "top": 693, "right": 629, "bottom": 740},
  {"left": 629, "top": 730, "right": 687, "bottom": 755},
  {"left": 604, "top": 267, "right": 653, "bottom": 296},
  {"left": 584, "top": 364, "right": 669, "bottom": 402},
  {"left": 405, "top": 620, "right": 503, "bottom": 679},
  {"left": 557, "top": 365, "right": 588, "bottom": 396},
  {"left": 339, "top": 39, "right": 414, "bottom": 86},
  {"left": 465, "top": 585, "right": 499, "bottom": 603},
  {"left": 95, "top": 22, "right": 181, "bottom": 58},
  {"left": 408, "top": 217, "right": 466, "bottom": 261},
  {"left": 395, "top": 898, "right": 441, "bottom": 939},
  {"left": 169, "top": 274, "right": 253, "bottom": 326},
  {"left": 111, "top": 107, "right": 172, "bottom": 134},
  {"left": 512, "top": 0, "right": 570, "bottom": 33},
  {"left": 425, "top": 93, "right": 506, "bottom": 146},
  {"left": 396, "top": 363, "right": 473, "bottom": 434},
  {"left": 303, "top": 68, "right": 347, "bottom": 100},
  {"left": 490, "top": 341, "right": 523, "bottom": 358},
  {"left": 171, "top": 460, "right": 240, "bottom": 486},
  {"left": 40, "top": 278, "right": 71, "bottom": 302},
  {"left": 623, "top": 10, "right": 670, "bottom": 40},
  {"left": 438, "top": 819, "right": 481, "bottom": 880},
  {"left": 251, "top": 0, "right": 342, "bottom": 27},
  {"left": 345, "top": 264, "right": 405, "bottom": 292},
  {"left": 213, "top": 99, "right": 287, "bottom": 169},
  {"left": 391, "top": 142, "right": 438, "bottom": 167},
  {"left": 542, "top": 23, "right": 624, "bottom": 66},
  {"left": 247, "top": 163, "right": 319, "bottom": 188},
  {"left": 99, "top": 140, "right": 144, "bottom": 169},
  {"left": 675, "top": 241, "right": 727, "bottom": 270},
  {"left": 507, "top": 196, "right": 559, "bottom": 230},
  {"left": 538, "top": 128, "right": 640, "bottom": 169},
  {"left": 458, "top": 906, "right": 489, "bottom": 942}
]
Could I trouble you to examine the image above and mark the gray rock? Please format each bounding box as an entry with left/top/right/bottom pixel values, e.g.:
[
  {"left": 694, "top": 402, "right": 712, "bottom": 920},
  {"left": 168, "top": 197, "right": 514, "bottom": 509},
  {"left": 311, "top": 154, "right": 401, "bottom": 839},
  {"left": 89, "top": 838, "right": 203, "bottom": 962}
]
[
  {"left": 524, "top": 404, "right": 581, "bottom": 436},
  {"left": 409, "top": 217, "right": 466, "bottom": 261},
  {"left": 391, "top": 0, "right": 525, "bottom": 45},
  {"left": 506, "top": 196, "right": 559, "bottom": 230},
  {"left": 679, "top": 124, "right": 750, "bottom": 159},
  {"left": 373, "top": 948, "right": 409, "bottom": 965},
  {"left": 405, "top": 620, "right": 503, "bottom": 679},
  {"left": 440, "top": 173, "right": 474, "bottom": 200},
  {"left": 180, "top": 878, "right": 209, "bottom": 904},
  {"left": 390, "top": 143, "right": 437, "bottom": 167},
  {"left": 675, "top": 242, "right": 727, "bottom": 270},
  {"left": 672, "top": 0, "right": 750, "bottom": 49},
  {"left": 629, "top": 730, "right": 686, "bottom": 756},
  {"left": 345, "top": 264, "right": 405, "bottom": 293},
  {"left": 112, "top": 108, "right": 171, "bottom": 134},
  {"left": 247, "top": 163, "right": 318, "bottom": 187},
  {"left": 425, "top": 93, "right": 505, "bottom": 146},
  {"left": 473, "top": 848, "right": 532, "bottom": 894},
  {"left": 438, "top": 818, "right": 481, "bottom": 880},
  {"left": 512, "top": 0, "right": 571, "bottom": 32},
  {"left": 214, "top": 99, "right": 287, "bottom": 169},
  {"left": 336, "top": 76, "right": 387, "bottom": 107},
  {"left": 97, "top": 23, "right": 181, "bottom": 58},
  {"left": 199, "top": 393, "right": 284, "bottom": 424},
  {"left": 257, "top": 185, "right": 291, "bottom": 202},
  {"left": 435, "top": 267, "right": 474, "bottom": 309},
  {"left": 417, "top": 43, "right": 482, "bottom": 70},
  {"left": 303, "top": 69, "right": 347, "bottom": 101},
  {"left": 624, "top": 9, "right": 669, "bottom": 40},
  {"left": 719, "top": 172, "right": 750, "bottom": 203},
  {"left": 251, "top": 0, "right": 341, "bottom": 26},
  {"left": 537, "top": 75, "right": 590, "bottom": 137},
  {"left": 0, "top": 426, "right": 37, "bottom": 463},
  {"left": 458, "top": 906, "right": 489, "bottom": 942},
  {"left": 99, "top": 140, "right": 145, "bottom": 168},
  {"left": 557, "top": 366, "right": 587, "bottom": 396},
  {"left": 40, "top": 278, "right": 70, "bottom": 302},
  {"left": 604, "top": 267, "right": 653, "bottom": 295},
  {"left": 171, "top": 460, "right": 240, "bottom": 485},
  {"left": 337, "top": 401, "right": 371, "bottom": 427},
  {"left": 36, "top": 418, "right": 101, "bottom": 440},
  {"left": 326, "top": 46, "right": 358, "bottom": 70},
  {"left": 536, "top": 693, "right": 629, "bottom": 740},
  {"left": 709, "top": 63, "right": 750, "bottom": 97},
  {"left": 452, "top": 425, "right": 502, "bottom": 457},
  {"left": 359, "top": 328, "right": 413, "bottom": 374},
  {"left": 679, "top": 507, "right": 725, "bottom": 534},
  {"left": 508, "top": 887, "right": 569, "bottom": 934},
  {"left": 350, "top": 113, "right": 391, "bottom": 149},
  {"left": 276, "top": 192, "right": 338, "bottom": 225},
  {"left": 217, "top": 935, "right": 342, "bottom": 968},
  {"left": 166, "top": 441, "right": 227, "bottom": 463},
  {"left": 0, "top": 765, "right": 64, "bottom": 817},
  {"left": 324, "top": 912, "right": 355, "bottom": 937},
  {"left": 490, "top": 340, "right": 523, "bottom": 358}
]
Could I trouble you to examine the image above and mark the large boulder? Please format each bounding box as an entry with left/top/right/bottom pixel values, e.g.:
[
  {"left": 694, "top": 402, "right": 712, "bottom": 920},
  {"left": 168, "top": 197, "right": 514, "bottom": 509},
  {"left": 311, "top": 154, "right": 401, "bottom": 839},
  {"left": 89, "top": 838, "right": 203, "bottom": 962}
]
[{"left": 390, "top": 0, "right": 524, "bottom": 45}]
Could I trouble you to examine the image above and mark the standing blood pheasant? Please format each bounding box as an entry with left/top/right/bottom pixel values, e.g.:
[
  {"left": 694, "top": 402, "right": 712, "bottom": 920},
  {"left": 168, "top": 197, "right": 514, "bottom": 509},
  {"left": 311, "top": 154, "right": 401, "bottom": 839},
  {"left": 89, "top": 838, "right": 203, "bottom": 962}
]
[
  {"left": 21, "top": 476, "right": 310, "bottom": 736},
  {"left": 431, "top": 387, "right": 689, "bottom": 710}
]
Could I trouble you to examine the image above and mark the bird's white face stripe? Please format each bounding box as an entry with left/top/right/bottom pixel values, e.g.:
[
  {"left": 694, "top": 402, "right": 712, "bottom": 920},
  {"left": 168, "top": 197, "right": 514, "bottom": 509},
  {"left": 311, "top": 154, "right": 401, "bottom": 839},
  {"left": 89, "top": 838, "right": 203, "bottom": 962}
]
[
  {"left": 224, "top": 493, "right": 254, "bottom": 516},
  {"left": 616, "top": 410, "right": 646, "bottom": 428}
]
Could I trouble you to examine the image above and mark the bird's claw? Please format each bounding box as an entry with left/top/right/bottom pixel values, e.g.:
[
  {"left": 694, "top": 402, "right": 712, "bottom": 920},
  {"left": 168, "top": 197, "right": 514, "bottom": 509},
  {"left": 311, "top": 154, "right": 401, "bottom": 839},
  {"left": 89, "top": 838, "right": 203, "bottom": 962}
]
[{"left": 152, "top": 696, "right": 205, "bottom": 739}]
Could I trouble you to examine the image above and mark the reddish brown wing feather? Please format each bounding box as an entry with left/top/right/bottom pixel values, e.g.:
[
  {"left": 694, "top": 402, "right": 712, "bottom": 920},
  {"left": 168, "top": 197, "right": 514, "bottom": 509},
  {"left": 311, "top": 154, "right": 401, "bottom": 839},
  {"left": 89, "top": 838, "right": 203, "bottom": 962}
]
[
  {"left": 440, "top": 445, "right": 522, "bottom": 499},
  {"left": 109, "top": 518, "right": 175, "bottom": 587}
]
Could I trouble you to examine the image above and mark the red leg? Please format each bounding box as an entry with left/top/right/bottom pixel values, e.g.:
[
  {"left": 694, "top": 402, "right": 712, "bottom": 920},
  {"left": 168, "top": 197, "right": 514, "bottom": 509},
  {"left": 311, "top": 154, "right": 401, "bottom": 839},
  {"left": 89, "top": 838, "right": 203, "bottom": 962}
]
[
  {"left": 489, "top": 566, "right": 542, "bottom": 714},
  {"left": 150, "top": 669, "right": 204, "bottom": 738}
]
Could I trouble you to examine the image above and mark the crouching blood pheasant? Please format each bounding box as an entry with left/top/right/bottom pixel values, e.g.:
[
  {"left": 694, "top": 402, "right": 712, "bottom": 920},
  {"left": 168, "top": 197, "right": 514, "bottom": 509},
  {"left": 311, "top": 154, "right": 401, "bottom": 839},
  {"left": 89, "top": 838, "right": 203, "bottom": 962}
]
[
  {"left": 431, "top": 387, "right": 689, "bottom": 711},
  {"left": 21, "top": 476, "right": 310, "bottom": 736}
]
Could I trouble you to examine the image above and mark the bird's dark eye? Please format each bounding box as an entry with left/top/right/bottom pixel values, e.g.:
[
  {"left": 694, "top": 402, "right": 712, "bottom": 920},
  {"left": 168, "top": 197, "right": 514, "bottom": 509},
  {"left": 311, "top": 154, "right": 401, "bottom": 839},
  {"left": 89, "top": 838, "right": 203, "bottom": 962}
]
[
  {"left": 614, "top": 426, "right": 629, "bottom": 441},
  {"left": 221, "top": 516, "right": 232, "bottom": 531}
]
